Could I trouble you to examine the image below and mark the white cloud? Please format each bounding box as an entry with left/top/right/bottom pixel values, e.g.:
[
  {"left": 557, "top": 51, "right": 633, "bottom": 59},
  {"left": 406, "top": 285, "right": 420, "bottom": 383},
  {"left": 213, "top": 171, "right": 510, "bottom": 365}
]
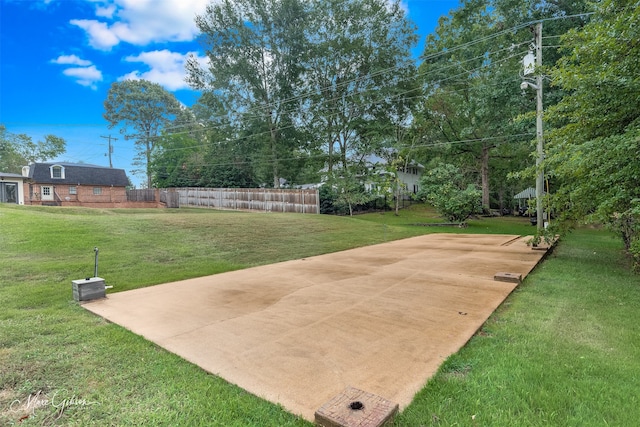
[
  {"left": 96, "top": 4, "right": 116, "bottom": 18},
  {"left": 125, "top": 50, "right": 187, "bottom": 71},
  {"left": 119, "top": 49, "right": 206, "bottom": 91},
  {"left": 62, "top": 65, "right": 103, "bottom": 89},
  {"left": 72, "top": 0, "right": 212, "bottom": 51},
  {"left": 64, "top": 1, "right": 215, "bottom": 92},
  {"left": 71, "top": 19, "right": 120, "bottom": 50},
  {"left": 50, "top": 55, "right": 103, "bottom": 89},
  {"left": 50, "top": 54, "right": 92, "bottom": 66}
]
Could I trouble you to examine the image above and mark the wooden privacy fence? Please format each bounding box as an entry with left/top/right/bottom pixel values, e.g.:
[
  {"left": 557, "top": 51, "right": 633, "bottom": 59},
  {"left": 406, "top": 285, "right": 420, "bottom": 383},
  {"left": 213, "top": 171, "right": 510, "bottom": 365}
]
[
  {"left": 126, "top": 189, "right": 178, "bottom": 208},
  {"left": 160, "top": 190, "right": 179, "bottom": 208},
  {"left": 126, "top": 189, "right": 156, "bottom": 202},
  {"left": 174, "top": 188, "right": 319, "bottom": 214}
]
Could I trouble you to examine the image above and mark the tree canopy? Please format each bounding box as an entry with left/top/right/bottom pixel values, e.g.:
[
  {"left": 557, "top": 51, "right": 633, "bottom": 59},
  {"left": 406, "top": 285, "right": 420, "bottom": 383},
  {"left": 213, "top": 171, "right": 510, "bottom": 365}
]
[
  {"left": 0, "top": 124, "right": 66, "bottom": 173},
  {"left": 414, "top": 0, "right": 591, "bottom": 213},
  {"left": 187, "top": 0, "right": 309, "bottom": 188},
  {"left": 545, "top": 0, "right": 640, "bottom": 256},
  {"left": 302, "top": 0, "right": 418, "bottom": 173},
  {"left": 180, "top": 0, "right": 417, "bottom": 190},
  {"left": 103, "top": 80, "right": 182, "bottom": 188}
]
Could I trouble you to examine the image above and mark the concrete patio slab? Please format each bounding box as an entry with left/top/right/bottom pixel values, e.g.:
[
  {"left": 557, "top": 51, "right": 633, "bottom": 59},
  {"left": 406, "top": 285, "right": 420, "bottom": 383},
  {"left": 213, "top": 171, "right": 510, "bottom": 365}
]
[{"left": 83, "top": 233, "right": 548, "bottom": 421}]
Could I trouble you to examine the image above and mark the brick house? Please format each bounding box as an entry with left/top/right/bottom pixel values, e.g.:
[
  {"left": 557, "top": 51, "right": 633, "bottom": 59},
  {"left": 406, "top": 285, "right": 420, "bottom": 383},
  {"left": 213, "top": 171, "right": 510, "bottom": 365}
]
[{"left": 22, "top": 163, "right": 130, "bottom": 207}]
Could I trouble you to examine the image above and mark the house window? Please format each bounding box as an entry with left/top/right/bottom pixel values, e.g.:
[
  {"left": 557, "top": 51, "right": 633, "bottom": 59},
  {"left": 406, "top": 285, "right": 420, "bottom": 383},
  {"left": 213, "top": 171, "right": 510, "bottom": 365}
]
[
  {"left": 42, "top": 187, "right": 51, "bottom": 197},
  {"left": 69, "top": 186, "right": 77, "bottom": 195},
  {"left": 50, "top": 165, "right": 65, "bottom": 179},
  {"left": 413, "top": 184, "right": 419, "bottom": 194},
  {"left": 93, "top": 187, "right": 102, "bottom": 195}
]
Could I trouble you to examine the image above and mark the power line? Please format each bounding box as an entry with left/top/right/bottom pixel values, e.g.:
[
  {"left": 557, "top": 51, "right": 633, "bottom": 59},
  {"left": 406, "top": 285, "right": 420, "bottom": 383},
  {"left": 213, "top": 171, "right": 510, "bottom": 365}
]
[
  {"left": 5, "top": 11, "right": 596, "bottom": 173},
  {"left": 151, "top": 132, "right": 536, "bottom": 183},
  {"left": 5, "top": 13, "right": 594, "bottom": 134},
  {"left": 169, "top": 18, "right": 564, "bottom": 134},
  {"left": 144, "top": 47, "right": 531, "bottom": 161},
  {"left": 161, "top": 14, "right": 585, "bottom": 136},
  {"left": 150, "top": 44, "right": 530, "bottom": 144}
]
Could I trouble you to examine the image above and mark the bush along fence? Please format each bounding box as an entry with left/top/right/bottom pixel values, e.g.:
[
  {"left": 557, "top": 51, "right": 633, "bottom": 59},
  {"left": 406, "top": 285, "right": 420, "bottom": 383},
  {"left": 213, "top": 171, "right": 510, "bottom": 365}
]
[{"left": 173, "top": 187, "right": 319, "bottom": 214}]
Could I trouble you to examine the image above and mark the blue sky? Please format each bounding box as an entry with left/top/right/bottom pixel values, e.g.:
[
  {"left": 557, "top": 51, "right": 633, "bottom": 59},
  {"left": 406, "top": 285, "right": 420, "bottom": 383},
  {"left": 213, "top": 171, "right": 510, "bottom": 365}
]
[{"left": 1, "top": 0, "right": 460, "bottom": 186}]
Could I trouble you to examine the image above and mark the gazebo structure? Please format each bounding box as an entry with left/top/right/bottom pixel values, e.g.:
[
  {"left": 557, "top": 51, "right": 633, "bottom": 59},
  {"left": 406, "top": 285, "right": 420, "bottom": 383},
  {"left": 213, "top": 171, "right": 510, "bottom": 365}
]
[
  {"left": 514, "top": 187, "right": 546, "bottom": 224},
  {"left": 514, "top": 186, "right": 536, "bottom": 200}
]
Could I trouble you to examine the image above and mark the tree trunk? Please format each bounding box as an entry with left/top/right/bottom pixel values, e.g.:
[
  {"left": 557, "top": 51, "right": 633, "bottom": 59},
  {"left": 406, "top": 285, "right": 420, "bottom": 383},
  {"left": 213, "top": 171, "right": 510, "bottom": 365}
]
[
  {"left": 269, "top": 112, "right": 279, "bottom": 188},
  {"left": 327, "top": 138, "right": 334, "bottom": 174},
  {"left": 481, "top": 142, "right": 490, "bottom": 212},
  {"left": 327, "top": 113, "right": 335, "bottom": 174},
  {"left": 271, "top": 134, "right": 279, "bottom": 188},
  {"left": 145, "top": 132, "right": 152, "bottom": 189}
]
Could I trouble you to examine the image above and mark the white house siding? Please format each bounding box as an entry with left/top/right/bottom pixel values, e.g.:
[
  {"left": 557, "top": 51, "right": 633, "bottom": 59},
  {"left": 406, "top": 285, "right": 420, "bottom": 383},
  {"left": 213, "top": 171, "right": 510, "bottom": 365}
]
[
  {"left": 398, "top": 168, "right": 422, "bottom": 195},
  {"left": 0, "top": 173, "right": 26, "bottom": 204}
]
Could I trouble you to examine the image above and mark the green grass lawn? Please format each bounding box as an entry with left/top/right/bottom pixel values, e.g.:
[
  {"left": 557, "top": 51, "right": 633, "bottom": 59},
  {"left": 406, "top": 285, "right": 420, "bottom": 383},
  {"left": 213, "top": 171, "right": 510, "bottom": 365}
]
[{"left": 1, "top": 204, "right": 638, "bottom": 426}]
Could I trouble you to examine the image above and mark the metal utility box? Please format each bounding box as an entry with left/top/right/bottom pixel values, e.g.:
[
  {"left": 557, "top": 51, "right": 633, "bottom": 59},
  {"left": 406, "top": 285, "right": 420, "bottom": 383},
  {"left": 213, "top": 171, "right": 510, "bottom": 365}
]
[{"left": 72, "top": 277, "right": 106, "bottom": 302}]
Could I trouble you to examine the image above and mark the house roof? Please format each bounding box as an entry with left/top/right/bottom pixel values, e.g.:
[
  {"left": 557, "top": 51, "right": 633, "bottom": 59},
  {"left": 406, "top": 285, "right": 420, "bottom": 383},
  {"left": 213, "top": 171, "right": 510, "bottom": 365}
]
[
  {"left": 0, "top": 172, "right": 26, "bottom": 180},
  {"left": 363, "top": 154, "right": 425, "bottom": 169},
  {"left": 27, "top": 163, "right": 129, "bottom": 187},
  {"left": 513, "top": 187, "right": 545, "bottom": 199}
]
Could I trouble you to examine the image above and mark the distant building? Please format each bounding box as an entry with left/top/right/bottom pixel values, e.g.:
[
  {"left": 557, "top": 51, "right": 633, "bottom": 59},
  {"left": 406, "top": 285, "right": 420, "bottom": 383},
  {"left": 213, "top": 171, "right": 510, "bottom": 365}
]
[
  {"left": 362, "top": 154, "right": 424, "bottom": 197},
  {"left": 0, "top": 172, "right": 27, "bottom": 204},
  {"left": 297, "top": 155, "right": 424, "bottom": 198},
  {"left": 22, "top": 162, "right": 129, "bottom": 207}
]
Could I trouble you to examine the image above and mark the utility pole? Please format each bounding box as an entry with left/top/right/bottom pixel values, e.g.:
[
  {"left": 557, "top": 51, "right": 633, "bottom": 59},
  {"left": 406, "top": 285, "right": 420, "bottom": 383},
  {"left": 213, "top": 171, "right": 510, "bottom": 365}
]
[
  {"left": 534, "top": 22, "right": 544, "bottom": 231},
  {"left": 100, "top": 135, "right": 117, "bottom": 168},
  {"left": 521, "top": 23, "right": 544, "bottom": 231}
]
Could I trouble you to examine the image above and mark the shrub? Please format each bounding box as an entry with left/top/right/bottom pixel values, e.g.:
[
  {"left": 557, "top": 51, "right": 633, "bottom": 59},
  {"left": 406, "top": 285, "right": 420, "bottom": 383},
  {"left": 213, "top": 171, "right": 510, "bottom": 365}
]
[{"left": 416, "top": 163, "right": 481, "bottom": 222}]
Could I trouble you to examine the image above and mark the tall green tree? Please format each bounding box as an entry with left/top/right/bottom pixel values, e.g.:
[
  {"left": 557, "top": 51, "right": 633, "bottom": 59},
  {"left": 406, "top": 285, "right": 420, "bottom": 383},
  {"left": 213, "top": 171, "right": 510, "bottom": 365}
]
[
  {"left": 183, "top": 0, "right": 420, "bottom": 190},
  {"left": 103, "top": 80, "right": 182, "bottom": 188},
  {"left": 0, "top": 125, "right": 25, "bottom": 173},
  {"left": 416, "top": 0, "right": 591, "bottom": 212},
  {"left": 151, "top": 133, "right": 204, "bottom": 188},
  {"left": 545, "top": 0, "right": 640, "bottom": 253},
  {"left": 0, "top": 124, "right": 66, "bottom": 173},
  {"left": 418, "top": 0, "right": 537, "bottom": 212},
  {"left": 152, "top": 93, "right": 262, "bottom": 188},
  {"left": 361, "top": 76, "right": 422, "bottom": 215},
  {"left": 187, "top": 0, "right": 308, "bottom": 188},
  {"left": 303, "top": 0, "right": 418, "bottom": 173}
]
